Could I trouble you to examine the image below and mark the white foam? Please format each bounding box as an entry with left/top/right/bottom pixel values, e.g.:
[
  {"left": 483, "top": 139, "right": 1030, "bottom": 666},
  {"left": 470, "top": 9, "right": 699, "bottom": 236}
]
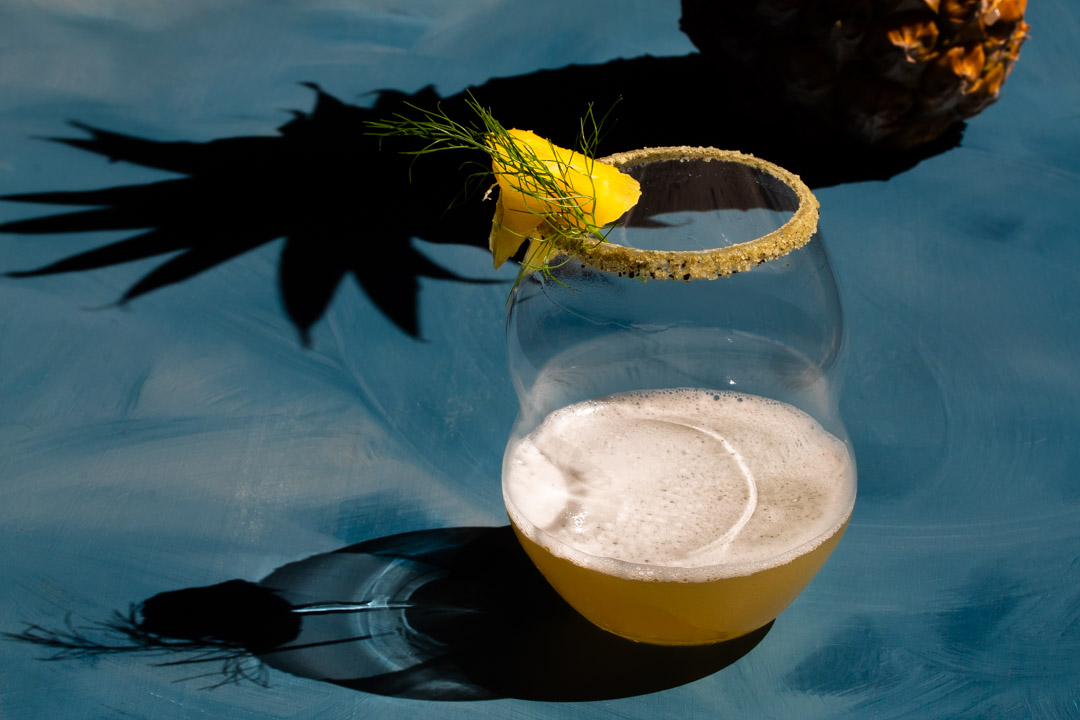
[{"left": 503, "top": 389, "right": 855, "bottom": 580}]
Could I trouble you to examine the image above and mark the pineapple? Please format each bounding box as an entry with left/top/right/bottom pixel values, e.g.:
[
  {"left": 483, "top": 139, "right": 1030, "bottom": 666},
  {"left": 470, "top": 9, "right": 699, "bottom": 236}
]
[{"left": 680, "top": 0, "right": 1030, "bottom": 148}]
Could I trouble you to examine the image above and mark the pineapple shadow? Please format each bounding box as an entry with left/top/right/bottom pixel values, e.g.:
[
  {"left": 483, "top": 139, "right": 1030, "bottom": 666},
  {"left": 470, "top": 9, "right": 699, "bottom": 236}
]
[
  {"left": 6, "top": 525, "right": 770, "bottom": 702},
  {"left": 0, "top": 54, "right": 961, "bottom": 344}
]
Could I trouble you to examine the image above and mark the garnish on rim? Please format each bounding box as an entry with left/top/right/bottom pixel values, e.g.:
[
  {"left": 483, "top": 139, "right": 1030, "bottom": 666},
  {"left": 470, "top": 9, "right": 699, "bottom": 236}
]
[{"left": 367, "top": 95, "right": 641, "bottom": 285}]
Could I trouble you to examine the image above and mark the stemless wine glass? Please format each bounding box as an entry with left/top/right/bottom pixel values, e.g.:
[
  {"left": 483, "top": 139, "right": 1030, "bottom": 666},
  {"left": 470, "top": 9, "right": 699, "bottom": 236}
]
[{"left": 501, "top": 147, "right": 856, "bottom": 646}]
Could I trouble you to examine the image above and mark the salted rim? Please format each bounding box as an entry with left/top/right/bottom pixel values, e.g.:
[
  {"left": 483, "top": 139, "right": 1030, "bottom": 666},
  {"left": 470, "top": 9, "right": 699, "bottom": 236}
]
[{"left": 539, "top": 146, "right": 819, "bottom": 280}]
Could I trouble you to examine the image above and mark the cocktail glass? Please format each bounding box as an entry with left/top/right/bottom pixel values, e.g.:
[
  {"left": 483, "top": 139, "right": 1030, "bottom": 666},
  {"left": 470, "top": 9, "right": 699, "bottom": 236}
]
[{"left": 502, "top": 147, "right": 856, "bottom": 646}]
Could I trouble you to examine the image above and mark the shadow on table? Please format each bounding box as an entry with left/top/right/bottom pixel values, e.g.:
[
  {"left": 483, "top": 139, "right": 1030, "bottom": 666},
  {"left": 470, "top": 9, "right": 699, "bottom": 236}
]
[
  {"left": 261, "top": 525, "right": 769, "bottom": 700},
  {"left": 0, "top": 54, "right": 961, "bottom": 344},
  {"left": 6, "top": 526, "right": 768, "bottom": 701}
]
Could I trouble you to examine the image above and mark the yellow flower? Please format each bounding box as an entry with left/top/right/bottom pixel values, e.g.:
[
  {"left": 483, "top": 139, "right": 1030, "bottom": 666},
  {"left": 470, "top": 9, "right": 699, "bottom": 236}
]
[{"left": 487, "top": 129, "right": 641, "bottom": 268}]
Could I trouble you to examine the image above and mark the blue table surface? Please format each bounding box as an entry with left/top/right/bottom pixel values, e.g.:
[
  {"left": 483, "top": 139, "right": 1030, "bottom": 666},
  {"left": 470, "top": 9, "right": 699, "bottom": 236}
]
[{"left": 1, "top": 2, "right": 1078, "bottom": 718}]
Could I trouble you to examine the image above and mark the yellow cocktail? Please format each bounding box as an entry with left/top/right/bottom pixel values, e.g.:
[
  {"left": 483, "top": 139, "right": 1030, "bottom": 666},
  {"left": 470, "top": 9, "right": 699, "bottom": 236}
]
[{"left": 502, "top": 389, "right": 855, "bottom": 646}]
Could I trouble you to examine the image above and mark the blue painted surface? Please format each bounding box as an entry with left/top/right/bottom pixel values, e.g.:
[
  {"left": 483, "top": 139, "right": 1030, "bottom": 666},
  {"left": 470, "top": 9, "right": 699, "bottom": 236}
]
[{"left": 1, "top": 1, "right": 1078, "bottom": 718}]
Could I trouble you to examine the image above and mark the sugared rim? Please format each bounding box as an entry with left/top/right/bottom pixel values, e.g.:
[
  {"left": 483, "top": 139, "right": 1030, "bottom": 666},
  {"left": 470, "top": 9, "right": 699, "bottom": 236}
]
[{"left": 544, "top": 146, "right": 819, "bottom": 280}]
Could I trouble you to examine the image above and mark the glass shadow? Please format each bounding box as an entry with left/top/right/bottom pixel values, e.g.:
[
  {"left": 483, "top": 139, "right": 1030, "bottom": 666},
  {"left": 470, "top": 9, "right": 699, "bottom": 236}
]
[
  {"left": 7, "top": 526, "right": 769, "bottom": 701},
  {"left": 257, "top": 525, "right": 770, "bottom": 700}
]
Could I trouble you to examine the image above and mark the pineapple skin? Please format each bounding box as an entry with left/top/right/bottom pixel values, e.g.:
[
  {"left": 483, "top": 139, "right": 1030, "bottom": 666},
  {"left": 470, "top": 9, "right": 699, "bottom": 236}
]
[{"left": 680, "top": 0, "right": 1030, "bottom": 148}]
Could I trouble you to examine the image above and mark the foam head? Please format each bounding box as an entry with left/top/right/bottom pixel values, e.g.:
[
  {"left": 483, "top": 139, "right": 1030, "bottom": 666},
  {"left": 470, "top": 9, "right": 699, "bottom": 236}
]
[{"left": 503, "top": 389, "right": 855, "bottom": 580}]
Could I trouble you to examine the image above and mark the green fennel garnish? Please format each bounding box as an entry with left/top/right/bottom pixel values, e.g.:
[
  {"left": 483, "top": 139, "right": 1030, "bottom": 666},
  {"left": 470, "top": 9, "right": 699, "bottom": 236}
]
[{"left": 367, "top": 94, "right": 632, "bottom": 290}]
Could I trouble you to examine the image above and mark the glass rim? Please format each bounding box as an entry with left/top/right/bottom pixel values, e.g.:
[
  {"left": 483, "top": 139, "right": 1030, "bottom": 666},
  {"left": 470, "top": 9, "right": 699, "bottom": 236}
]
[{"left": 544, "top": 146, "right": 819, "bottom": 281}]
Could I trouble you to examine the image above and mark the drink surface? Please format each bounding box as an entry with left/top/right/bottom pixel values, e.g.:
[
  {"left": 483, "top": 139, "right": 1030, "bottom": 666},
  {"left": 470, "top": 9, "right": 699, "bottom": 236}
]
[{"left": 503, "top": 388, "right": 855, "bottom": 581}]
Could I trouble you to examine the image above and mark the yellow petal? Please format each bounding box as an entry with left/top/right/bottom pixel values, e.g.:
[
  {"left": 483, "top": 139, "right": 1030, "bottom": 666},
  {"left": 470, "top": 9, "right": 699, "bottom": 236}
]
[
  {"left": 487, "top": 129, "right": 640, "bottom": 267},
  {"left": 522, "top": 235, "right": 553, "bottom": 271},
  {"left": 489, "top": 195, "right": 543, "bottom": 269}
]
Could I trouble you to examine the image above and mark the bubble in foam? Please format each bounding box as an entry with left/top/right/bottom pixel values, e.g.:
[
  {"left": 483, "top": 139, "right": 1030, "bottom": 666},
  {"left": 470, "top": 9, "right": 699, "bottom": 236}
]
[{"left": 503, "top": 389, "right": 855, "bottom": 577}]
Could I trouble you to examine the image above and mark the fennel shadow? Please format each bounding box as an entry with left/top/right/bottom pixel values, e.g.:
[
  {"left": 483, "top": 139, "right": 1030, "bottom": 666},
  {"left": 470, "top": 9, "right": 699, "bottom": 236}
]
[{"left": 6, "top": 526, "right": 769, "bottom": 701}]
